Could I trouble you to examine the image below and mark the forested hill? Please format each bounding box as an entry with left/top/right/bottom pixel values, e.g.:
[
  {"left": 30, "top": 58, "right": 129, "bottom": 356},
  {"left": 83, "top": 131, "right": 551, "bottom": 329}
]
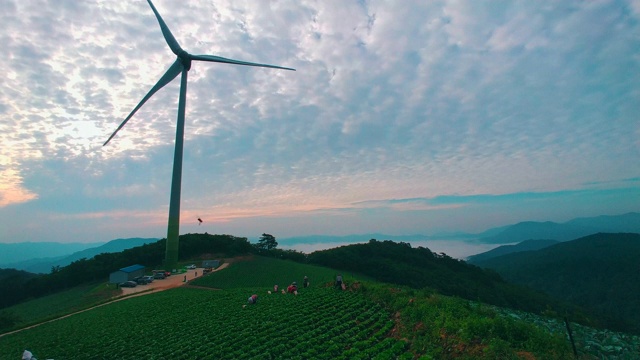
[
  {"left": 472, "top": 233, "right": 640, "bottom": 334},
  {"left": 305, "top": 239, "right": 581, "bottom": 319},
  {"left": 0, "top": 269, "right": 39, "bottom": 312}
]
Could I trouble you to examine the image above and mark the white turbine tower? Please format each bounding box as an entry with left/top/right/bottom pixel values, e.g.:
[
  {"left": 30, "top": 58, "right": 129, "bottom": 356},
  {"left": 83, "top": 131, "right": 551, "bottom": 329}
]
[{"left": 103, "top": 0, "right": 295, "bottom": 270}]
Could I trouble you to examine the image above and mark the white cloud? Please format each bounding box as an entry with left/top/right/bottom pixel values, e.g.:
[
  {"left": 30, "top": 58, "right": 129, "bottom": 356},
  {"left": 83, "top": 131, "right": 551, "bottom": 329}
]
[
  {"left": 0, "top": 166, "right": 38, "bottom": 206},
  {"left": 0, "top": 0, "right": 638, "bottom": 242}
]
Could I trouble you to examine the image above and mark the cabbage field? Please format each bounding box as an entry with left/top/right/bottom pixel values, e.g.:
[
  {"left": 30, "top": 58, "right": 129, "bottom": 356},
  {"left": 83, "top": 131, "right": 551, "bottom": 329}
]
[{"left": 0, "top": 286, "right": 410, "bottom": 359}]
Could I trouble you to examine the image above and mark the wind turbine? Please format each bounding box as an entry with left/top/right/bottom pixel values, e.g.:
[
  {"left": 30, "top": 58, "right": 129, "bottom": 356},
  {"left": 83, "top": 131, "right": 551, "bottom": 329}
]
[{"left": 103, "top": 0, "right": 294, "bottom": 271}]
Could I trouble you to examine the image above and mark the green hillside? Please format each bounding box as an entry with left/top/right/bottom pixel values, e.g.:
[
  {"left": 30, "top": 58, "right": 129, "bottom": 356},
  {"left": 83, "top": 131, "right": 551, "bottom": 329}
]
[
  {"left": 2, "top": 234, "right": 640, "bottom": 358},
  {"left": 305, "top": 239, "right": 580, "bottom": 317},
  {"left": 0, "top": 235, "right": 592, "bottom": 332},
  {"left": 2, "top": 256, "right": 639, "bottom": 358},
  {"left": 473, "top": 233, "right": 640, "bottom": 334},
  {"left": 1, "top": 257, "right": 576, "bottom": 359},
  {"left": 0, "top": 283, "right": 118, "bottom": 330},
  {"left": 0, "top": 269, "right": 39, "bottom": 311}
]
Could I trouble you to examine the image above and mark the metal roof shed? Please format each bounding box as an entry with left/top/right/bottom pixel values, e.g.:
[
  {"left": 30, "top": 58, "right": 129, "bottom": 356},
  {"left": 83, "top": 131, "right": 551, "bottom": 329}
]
[
  {"left": 109, "top": 264, "right": 146, "bottom": 284},
  {"left": 202, "top": 260, "right": 220, "bottom": 268}
]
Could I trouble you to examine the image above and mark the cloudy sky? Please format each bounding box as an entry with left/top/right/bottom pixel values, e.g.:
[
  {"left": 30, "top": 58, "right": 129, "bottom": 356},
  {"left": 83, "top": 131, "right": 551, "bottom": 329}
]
[{"left": 1, "top": 0, "right": 638, "bottom": 245}]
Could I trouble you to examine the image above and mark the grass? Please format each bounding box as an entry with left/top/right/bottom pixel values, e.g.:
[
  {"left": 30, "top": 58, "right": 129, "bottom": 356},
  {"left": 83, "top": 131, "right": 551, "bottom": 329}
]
[{"left": 0, "top": 282, "right": 119, "bottom": 332}]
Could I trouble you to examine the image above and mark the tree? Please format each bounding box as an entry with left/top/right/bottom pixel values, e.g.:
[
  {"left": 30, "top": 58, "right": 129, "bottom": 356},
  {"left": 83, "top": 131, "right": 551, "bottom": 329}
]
[{"left": 257, "top": 233, "right": 278, "bottom": 251}]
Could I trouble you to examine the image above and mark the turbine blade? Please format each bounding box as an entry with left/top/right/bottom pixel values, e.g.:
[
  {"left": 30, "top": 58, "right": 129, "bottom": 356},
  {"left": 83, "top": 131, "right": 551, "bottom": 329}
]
[
  {"left": 103, "top": 60, "right": 183, "bottom": 146},
  {"left": 147, "top": 0, "right": 183, "bottom": 55},
  {"left": 191, "top": 54, "right": 295, "bottom": 71}
]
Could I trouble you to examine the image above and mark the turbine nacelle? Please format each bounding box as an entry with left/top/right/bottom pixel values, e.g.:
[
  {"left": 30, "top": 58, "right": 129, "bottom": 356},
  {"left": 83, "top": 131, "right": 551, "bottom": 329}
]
[{"left": 178, "top": 52, "right": 192, "bottom": 71}]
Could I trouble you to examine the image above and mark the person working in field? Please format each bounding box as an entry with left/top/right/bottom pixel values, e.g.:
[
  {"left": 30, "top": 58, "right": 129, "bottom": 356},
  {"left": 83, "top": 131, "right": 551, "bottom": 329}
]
[
  {"left": 336, "top": 274, "right": 343, "bottom": 290},
  {"left": 303, "top": 276, "right": 309, "bottom": 288},
  {"left": 287, "top": 282, "right": 298, "bottom": 294},
  {"left": 22, "top": 350, "right": 35, "bottom": 360},
  {"left": 247, "top": 294, "right": 258, "bottom": 305}
]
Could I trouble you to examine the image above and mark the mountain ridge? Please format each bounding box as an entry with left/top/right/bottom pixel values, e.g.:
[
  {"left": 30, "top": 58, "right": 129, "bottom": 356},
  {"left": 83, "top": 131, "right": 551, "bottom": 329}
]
[
  {"left": 1, "top": 238, "right": 160, "bottom": 273},
  {"left": 466, "top": 239, "right": 560, "bottom": 263},
  {"left": 476, "top": 212, "right": 640, "bottom": 244},
  {"left": 0, "top": 242, "right": 101, "bottom": 265}
]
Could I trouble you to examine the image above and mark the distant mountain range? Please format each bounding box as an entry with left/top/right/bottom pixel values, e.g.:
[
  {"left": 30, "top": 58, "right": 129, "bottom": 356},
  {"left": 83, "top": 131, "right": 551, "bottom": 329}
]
[
  {"left": 476, "top": 212, "right": 640, "bottom": 244},
  {"left": 1, "top": 238, "right": 159, "bottom": 273},
  {"left": 277, "top": 212, "right": 640, "bottom": 246},
  {"left": 0, "top": 242, "right": 102, "bottom": 265}
]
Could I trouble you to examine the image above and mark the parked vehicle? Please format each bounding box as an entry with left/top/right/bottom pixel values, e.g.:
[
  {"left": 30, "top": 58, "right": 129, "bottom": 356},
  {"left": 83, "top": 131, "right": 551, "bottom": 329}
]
[
  {"left": 134, "top": 276, "right": 151, "bottom": 285},
  {"left": 142, "top": 275, "right": 154, "bottom": 283},
  {"left": 153, "top": 270, "right": 171, "bottom": 277},
  {"left": 203, "top": 267, "right": 213, "bottom": 274},
  {"left": 153, "top": 272, "right": 166, "bottom": 279},
  {"left": 186, "top": 264, "right": 196, "bottom": 269},
  {"left": 119, "top": 281, "right": 137, "bottom": 288}
]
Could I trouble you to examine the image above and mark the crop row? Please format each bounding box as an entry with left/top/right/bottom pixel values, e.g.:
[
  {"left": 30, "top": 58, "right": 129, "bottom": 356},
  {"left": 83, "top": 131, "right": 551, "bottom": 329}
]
[{"left": 0, "top": 286, "right": 410, "bottom": 359}]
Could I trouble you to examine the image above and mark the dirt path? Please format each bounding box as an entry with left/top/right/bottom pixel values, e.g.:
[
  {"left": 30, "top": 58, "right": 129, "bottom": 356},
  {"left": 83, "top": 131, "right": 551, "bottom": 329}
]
[
  {"left": 119, "top": 263, "right": 229, "bottom": 297},
  {"left": 0, "top": 263, "right": 229, "bottom": 338}
]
